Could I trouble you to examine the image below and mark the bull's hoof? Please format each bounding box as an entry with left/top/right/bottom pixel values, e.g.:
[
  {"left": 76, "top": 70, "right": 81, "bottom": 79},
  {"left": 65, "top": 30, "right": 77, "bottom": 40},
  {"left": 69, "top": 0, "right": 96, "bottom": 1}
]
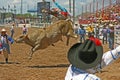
[
  {"left": 28, "top": 57, "right": 32, "bottom": 60},
  {"left": 51, "top": 44, "right": 55, "bottom": 46},
  {"left": 66, "top": 44, "right": 69, "bottom": 46},
  {"left": 60, "top": 39, "right": 63, "bottom": 42}
]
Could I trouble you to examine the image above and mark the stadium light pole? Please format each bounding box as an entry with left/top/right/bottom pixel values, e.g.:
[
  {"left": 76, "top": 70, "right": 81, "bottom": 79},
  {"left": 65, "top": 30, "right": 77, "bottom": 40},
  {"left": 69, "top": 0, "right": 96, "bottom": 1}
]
[
  {"left": 90, "top": 3, "right": 91, "bottom": 16},
  {"left": 69, "top": 0, "right": 71, "bottom": 13},
  {"left": 96, "top": 1, "right": 98, "bottom": 17},
  {"left": 93, "top": 0, "right": 95, "bottom": 13},
  {"left": 109, "top": 0, "right": 112, "bottom": 20},
  {"left": 14, "top": 5, "right": 16, "bottom": 22},
  {"left": 82, "top": 5, "right": 83, "bottom": 19},
  {"left": 109, "top": 0, "right": 111, "bottom": 7},
  {"left": 21, "top": 0, "right": 23, "bottom": 14},
  {"left": 73, "top": 0, "right": 75, "bottom": 25},
  {"left": 85, "top": 4, "right": 87, "bottom": 19},
  {"left": 116, "top": 0, "right": 117, "bottom": 4},
  {"left": 102, "top": 0, "right": 104, "bottom": 18}
]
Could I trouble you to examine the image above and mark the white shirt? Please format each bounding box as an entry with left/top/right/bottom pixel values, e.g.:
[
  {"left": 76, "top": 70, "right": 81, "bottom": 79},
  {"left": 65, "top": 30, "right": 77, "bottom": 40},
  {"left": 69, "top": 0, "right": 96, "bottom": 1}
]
[
  {"left": 65, "top": 65, "right": 100, "bottom": 80},
  {"left": 23, "top": 27, "right": 27, "bottom": 31},
  {"left": 65, "top": 46, "right": 120, "bottom": 80},
  {"left": 1, "top": 36, "right": 7, "bottom": 44}
]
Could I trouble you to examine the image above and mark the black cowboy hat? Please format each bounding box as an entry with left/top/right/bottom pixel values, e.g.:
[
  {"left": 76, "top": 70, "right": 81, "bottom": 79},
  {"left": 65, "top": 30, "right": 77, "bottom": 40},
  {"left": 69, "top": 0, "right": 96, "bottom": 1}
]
[{"left": 67, "top": 39, "right": 103, "bottom": 70}]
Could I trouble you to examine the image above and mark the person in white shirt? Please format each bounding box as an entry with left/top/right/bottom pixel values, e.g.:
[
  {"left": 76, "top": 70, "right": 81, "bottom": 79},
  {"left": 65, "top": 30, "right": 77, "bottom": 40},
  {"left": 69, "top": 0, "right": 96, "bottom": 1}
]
[
  {"left": 22, "top": 25, "right": 28, "bottom": 34},
  {"left": 65, "top": 38, "right": 120, "bottom": 80},
  {"left": 74, "top": 24, "right": 79, "bottom": 34}
]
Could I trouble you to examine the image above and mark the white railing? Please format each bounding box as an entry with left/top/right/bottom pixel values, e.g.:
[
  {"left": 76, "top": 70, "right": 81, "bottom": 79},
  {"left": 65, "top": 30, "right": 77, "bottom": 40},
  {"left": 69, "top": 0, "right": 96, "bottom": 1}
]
[
  {"left": 115, "top": 27, "right": 120, "bottom": 47},
  {"left": 31, "top": 23, "right": 51, "bottom": 28}
]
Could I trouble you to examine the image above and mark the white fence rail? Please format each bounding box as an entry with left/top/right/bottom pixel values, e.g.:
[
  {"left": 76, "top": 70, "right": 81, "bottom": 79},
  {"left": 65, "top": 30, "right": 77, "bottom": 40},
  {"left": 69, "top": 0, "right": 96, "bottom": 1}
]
[
  {"left": 115, "top": 27, "right": 120, "bottom": 47},
  {"left": 18, "top": 23, "right": 51, "bottom": 28}
]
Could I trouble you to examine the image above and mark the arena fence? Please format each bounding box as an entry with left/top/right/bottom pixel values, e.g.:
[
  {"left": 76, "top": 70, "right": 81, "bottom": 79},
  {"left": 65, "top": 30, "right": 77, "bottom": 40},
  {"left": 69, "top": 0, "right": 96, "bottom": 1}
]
[{"left": 115, "top": 27, "right": 120, "bottom": 47}]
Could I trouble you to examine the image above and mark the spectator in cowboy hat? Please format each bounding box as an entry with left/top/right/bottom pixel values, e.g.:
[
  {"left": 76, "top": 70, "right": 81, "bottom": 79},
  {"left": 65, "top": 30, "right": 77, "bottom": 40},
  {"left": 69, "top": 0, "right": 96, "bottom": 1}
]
[
  {"left": 101, "top": 24, "right": 108, "bottom": 44},
  {"left": 0, "top": 28, "right": 14, "bottom": 63},
  {"left": 107, "top": 24, "right": 114, "bottom": 50},
  {"left": 94, "top": 24, "right": 100, "bottom": 38},
  {"left": 65, "top": 38, "right": 120, "bottom": 80}
]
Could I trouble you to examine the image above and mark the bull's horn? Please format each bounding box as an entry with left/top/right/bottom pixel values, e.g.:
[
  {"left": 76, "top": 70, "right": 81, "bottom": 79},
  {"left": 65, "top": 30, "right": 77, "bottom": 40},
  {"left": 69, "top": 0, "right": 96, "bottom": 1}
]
[
  {"left": 65, "top": 18, "right": 71, "bottom": 21},
  {"left": 73, "top": 35, "right": 78, "bottom": 38}
]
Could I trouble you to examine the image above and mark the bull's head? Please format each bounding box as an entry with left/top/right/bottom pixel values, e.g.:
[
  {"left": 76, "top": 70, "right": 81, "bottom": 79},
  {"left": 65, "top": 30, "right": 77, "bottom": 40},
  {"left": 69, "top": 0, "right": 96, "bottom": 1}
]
[
  {"left": 67, "top": 29, "right": 77, "bottom": 38},
  {"left": 60, "top": 19, "right": 77, "bottom": 45},
  {"left": 15, "top": 35, "right": 27, "bottom": 43},
  {"left": 65, "top": 19, "right": 77, "bottom": 38}
]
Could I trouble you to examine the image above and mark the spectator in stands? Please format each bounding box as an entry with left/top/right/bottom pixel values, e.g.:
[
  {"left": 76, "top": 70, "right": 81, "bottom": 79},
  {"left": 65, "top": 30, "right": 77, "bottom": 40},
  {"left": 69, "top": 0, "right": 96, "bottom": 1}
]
[
  {"left": 108, "top": 24, "right": 114, "bottom": 50},
  {"left": 101, "top": 25, "right": 108, "bottom": 44},
  {"left": 86, "top": 24, "right": 94, "bottom": 37},
  {"left": 78, "top": 25, "right": 86, "bottom": 43},
  {"left": 115, "top": 21, "right": 120, "bottom": 29}
]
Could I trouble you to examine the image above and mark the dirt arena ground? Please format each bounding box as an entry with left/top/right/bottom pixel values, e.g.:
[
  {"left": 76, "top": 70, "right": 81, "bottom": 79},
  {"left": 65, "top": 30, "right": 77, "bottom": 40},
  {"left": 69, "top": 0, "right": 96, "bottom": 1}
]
[{"left": 0, "top": 27, "right": 120, "bottom": 80}]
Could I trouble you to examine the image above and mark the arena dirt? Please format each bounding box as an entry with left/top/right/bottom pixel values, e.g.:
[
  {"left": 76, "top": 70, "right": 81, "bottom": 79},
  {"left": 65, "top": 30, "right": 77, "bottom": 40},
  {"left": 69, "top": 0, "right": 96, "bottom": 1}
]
[{"left": 0, "top": 27, "right": 119, "bottom": 80}]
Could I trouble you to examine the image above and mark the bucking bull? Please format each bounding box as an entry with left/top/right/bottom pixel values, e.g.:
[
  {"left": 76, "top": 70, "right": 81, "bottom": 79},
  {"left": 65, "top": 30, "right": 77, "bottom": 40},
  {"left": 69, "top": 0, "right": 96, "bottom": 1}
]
[{"left": 15, "top": 19, "right": 77, "bottom": 59}]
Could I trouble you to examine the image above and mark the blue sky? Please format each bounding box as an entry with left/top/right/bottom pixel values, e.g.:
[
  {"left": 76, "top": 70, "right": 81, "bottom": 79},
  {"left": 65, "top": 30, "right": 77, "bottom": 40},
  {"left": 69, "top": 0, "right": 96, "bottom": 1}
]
[{"left": 0, "top": 0, "right": 115, "bottom": 15}]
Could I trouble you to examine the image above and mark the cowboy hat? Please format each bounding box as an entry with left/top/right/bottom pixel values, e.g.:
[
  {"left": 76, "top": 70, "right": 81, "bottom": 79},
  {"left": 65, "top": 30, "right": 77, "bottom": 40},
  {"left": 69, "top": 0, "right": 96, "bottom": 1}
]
[
  {"left": 109, "top": 24, "right": 114, "bottom": 29},
  {"left": 96, "top": 24, "right": 99, "bottom": 26},
  {"left": 67, "top": 39, "right": 103, "bottom": 70},
  {"left": 1, "top": 28, "right": 7, "bottom": 32},
  {"left": 109, "top": 24, "right": 114, "bottom": 27}
]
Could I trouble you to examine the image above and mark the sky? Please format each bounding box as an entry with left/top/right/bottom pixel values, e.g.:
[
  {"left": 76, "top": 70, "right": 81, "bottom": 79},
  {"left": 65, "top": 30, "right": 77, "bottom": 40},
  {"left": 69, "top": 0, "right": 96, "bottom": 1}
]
[{"left": 0, "top": 0, "right": 116, "bottom": 15}]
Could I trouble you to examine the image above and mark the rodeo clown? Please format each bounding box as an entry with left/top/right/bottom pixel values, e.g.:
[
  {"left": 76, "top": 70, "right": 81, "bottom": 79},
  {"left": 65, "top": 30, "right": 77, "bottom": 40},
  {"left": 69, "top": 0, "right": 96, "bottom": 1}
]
[
  {"left": 65, "top": 37, "right": 120, "bottom": 80},
  {"left": 0, "top": 28, "right": 14, "bottom": 63}
]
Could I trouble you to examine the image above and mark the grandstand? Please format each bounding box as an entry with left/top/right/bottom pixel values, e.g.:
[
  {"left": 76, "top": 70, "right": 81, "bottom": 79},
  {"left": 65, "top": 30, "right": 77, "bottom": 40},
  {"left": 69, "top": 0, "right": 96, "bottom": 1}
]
[{"left": 79, "top": 0, "right": 120, "bottom": 24}]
